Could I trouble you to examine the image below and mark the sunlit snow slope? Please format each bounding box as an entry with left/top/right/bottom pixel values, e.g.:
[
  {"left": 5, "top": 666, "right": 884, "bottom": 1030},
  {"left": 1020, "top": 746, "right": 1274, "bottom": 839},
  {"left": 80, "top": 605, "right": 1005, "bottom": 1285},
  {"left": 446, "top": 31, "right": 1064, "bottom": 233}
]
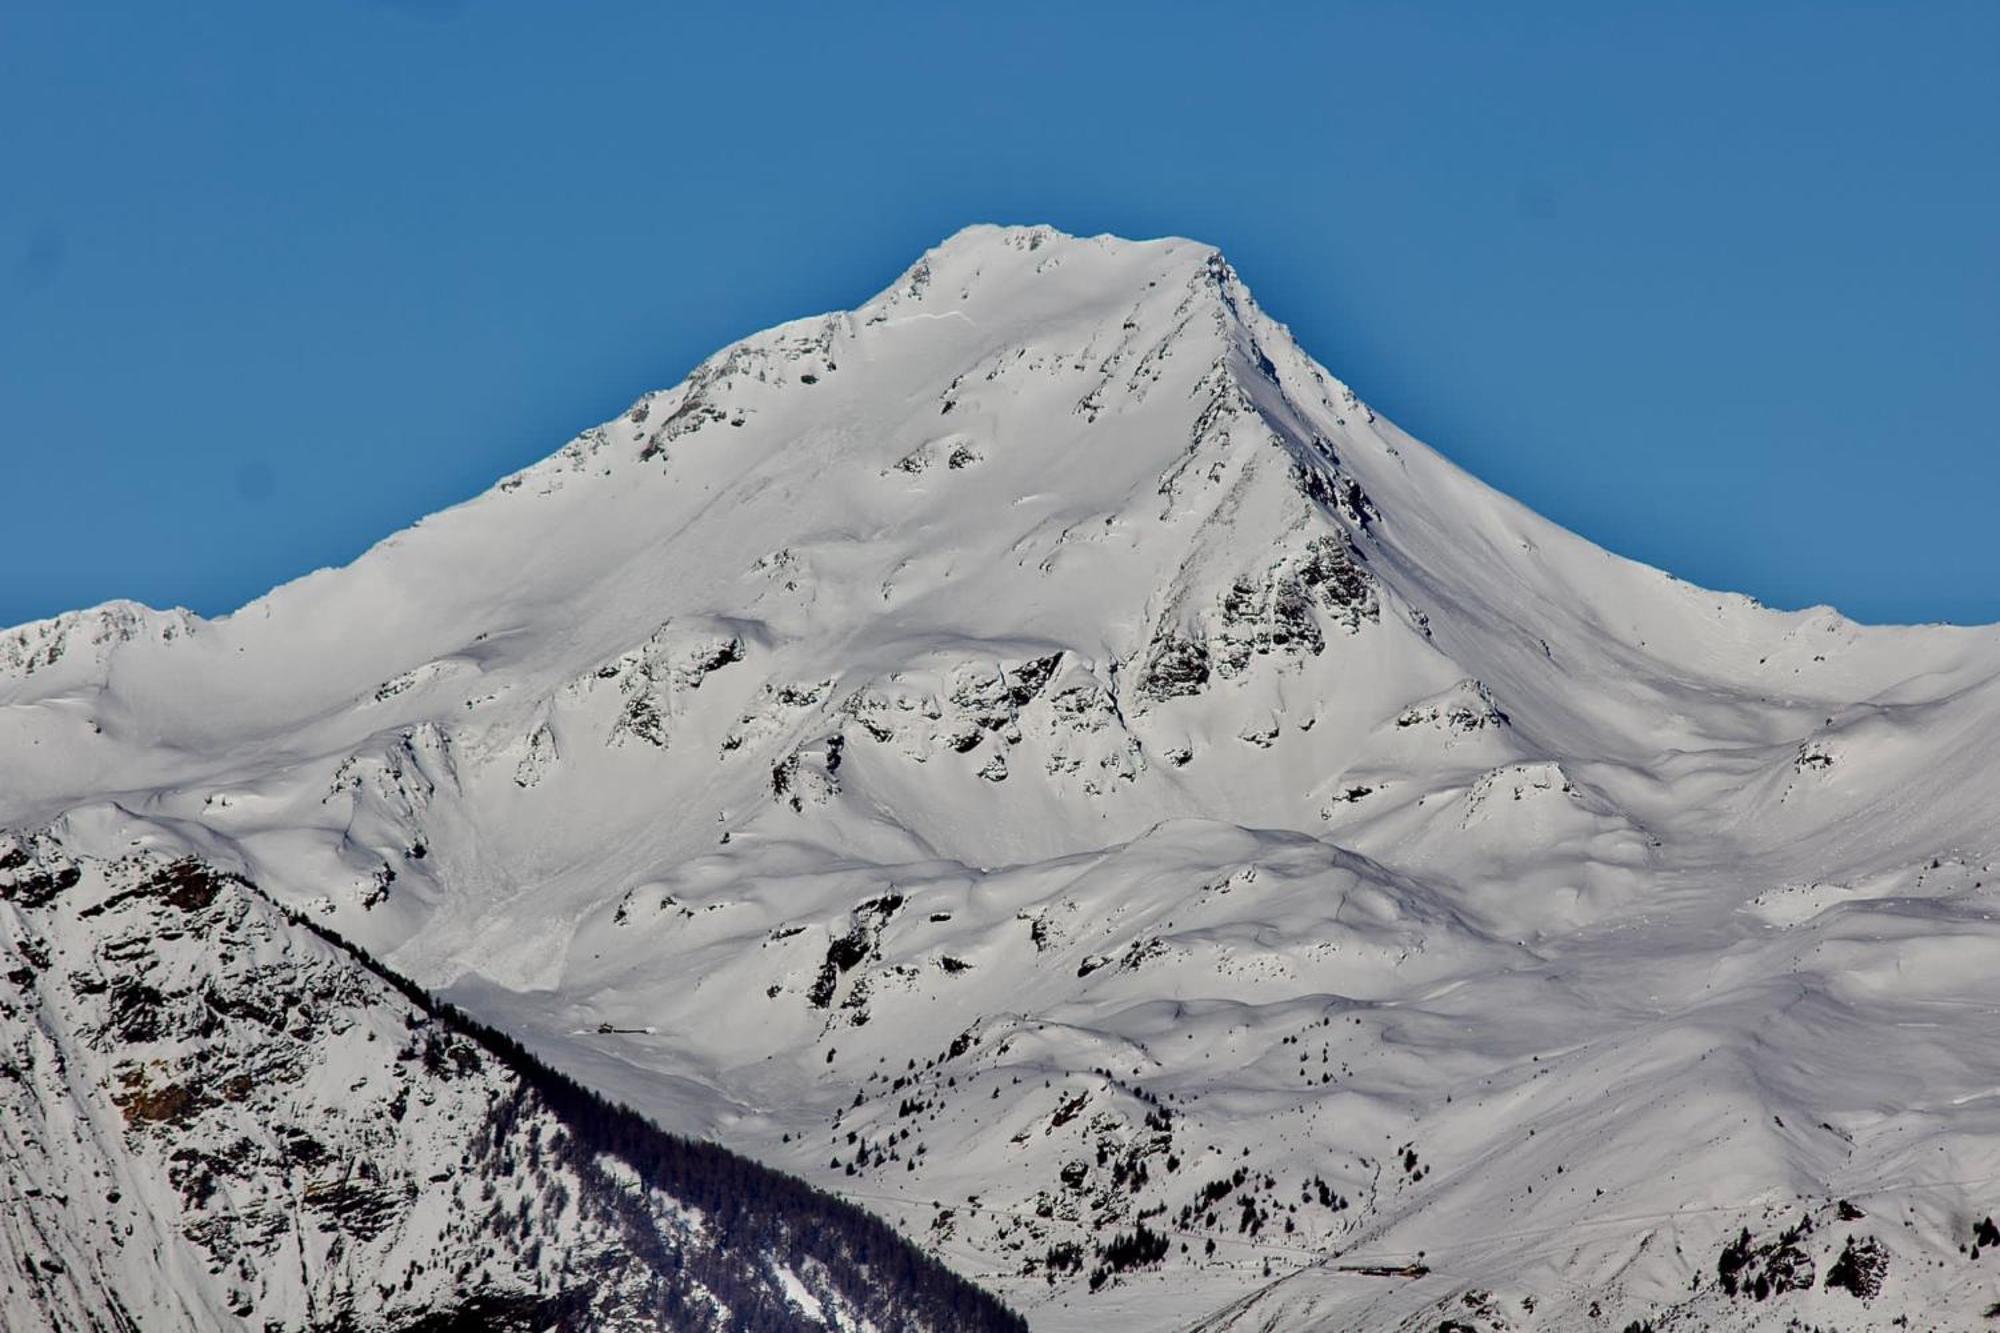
[{"left": 8, "top": 225, "right": 2000, "bottom": 1331}]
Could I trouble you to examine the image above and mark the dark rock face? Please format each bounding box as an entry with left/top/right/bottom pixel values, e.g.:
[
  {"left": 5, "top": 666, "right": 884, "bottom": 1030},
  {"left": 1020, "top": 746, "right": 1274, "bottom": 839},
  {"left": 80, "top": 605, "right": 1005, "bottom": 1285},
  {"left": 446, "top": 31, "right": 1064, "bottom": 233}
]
[
  {"left": 389, "top": 1290, "right": 594, "bottom": 1333},
  {"left": 1825, "top": 1235, "right": 1888, "bottom": 1300},
  {"left": 808, "top": 893, "right": 905, "bottom": 1015},
  {"left": 1137, "top": 633, "right": 1210, "bottom": 701},
  {"left": 1214, "top": 575, "right": 1322, "bottom": 677},
  {"left": 1295, "top": 536, "right": 1377, "bottom": 630},
  {"left": 1716, "top": 1219, "right": 1816, "bottom": 1301},
  {"left": 1135, "top": 536, "right": 1375, "bottom": 703},
  {"left": 0, "top": 837, "right": 81, "bottom": 907}
]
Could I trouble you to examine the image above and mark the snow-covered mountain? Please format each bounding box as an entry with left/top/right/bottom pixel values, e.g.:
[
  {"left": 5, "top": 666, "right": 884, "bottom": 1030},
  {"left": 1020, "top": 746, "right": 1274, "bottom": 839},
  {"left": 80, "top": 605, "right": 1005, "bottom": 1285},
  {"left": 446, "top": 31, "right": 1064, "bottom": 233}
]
[{"left": 8, "top": 224, "right": 2000, "bottom": 1331}]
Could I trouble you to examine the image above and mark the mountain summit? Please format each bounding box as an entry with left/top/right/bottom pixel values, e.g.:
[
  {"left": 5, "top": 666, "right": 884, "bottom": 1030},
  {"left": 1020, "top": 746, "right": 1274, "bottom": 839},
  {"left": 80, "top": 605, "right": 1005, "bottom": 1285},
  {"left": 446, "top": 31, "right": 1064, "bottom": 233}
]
[{"left": 8, "top": 226, "right": 2000, "bottom": 1331}]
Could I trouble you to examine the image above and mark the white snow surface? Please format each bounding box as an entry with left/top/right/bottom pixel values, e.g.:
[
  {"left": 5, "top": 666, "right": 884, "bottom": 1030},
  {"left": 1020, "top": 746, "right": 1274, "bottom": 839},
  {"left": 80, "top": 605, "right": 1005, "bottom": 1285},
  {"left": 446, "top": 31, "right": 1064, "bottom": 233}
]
[{"left": 9, "top": 224, "right": 2000, "bottom": 1330}]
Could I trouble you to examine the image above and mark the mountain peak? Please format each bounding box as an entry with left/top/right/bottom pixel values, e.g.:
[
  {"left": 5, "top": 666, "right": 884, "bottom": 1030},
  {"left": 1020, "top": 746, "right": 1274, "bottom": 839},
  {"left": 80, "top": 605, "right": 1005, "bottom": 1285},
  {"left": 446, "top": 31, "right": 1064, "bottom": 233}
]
[
  {"left": 913, "top": 221, "right": 1204, "bottom": 267},
  {"left": 865, "top": 223, "right": 1242, "bottom": 333}
]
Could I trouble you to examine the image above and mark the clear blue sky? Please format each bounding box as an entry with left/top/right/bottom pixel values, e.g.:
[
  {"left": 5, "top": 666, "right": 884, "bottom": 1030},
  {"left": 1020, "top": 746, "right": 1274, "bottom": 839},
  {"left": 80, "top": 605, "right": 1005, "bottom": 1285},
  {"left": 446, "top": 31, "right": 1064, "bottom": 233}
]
[{"left": 5, "top": 2, "right": 1995, "bottom": 627}]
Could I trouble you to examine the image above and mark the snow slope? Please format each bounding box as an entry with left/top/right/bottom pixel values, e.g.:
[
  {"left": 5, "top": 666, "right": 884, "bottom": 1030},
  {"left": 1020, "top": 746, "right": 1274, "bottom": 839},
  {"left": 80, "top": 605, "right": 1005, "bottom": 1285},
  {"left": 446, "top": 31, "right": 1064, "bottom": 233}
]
[{"left": 7, "top": 224, "right": 2000, "bottom": 1330}]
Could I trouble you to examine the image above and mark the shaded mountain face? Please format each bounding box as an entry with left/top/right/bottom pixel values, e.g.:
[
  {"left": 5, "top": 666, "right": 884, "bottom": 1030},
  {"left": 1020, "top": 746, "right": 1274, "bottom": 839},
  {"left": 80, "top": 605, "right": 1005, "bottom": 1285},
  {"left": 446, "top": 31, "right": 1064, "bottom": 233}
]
[{"left": 7, "top": 224, "right": 2000, "bottom": 1331}]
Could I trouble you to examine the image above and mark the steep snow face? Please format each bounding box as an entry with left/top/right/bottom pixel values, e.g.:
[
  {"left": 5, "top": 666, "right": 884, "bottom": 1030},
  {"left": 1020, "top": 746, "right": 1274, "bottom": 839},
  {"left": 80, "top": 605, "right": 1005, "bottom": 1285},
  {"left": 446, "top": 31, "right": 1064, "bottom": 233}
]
[{"left": 9, "top": 224, "right": 2000, "bottom": 1331}]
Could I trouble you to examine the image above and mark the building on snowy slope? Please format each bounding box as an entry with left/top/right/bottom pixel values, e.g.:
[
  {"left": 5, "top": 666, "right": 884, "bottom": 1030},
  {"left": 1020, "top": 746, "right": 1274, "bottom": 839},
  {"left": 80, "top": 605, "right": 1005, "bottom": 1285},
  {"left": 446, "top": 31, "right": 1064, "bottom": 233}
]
[{"left": 0, "top": 833, "right": 1026, "bottom": 1333}]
